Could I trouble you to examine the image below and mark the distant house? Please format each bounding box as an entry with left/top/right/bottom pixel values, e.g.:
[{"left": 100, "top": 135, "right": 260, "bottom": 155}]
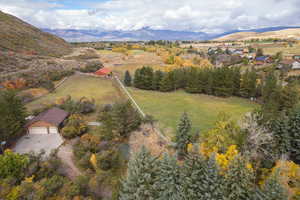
[
  {"left": 292, "top": 61, "right": 300, "bottom": 70},
  {"left": 94, "top": 67, "right": 112, "bottom": 77},
  {"left": 293, "top": 55, "right": 300, "bottom": 61},
  {"left": 255, "top": 56, "right": 272, "bottom": 65},
  {"left": 232, "top": 49, "right": 244, "bottom": 55},
  {"left": 26, "top": 107, "right": 69, "bottom": 135},
  {"left": 277, "top": 59, "right": 294, "bottom": 69}
]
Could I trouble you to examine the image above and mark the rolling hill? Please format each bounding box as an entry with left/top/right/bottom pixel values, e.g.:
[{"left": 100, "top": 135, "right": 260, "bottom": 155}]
[
  {"left": 0, "top": 10, "right": 71, "bottom": 56},
  {"left": 214, "top": 28, "right": 300, "bottom": 41}
]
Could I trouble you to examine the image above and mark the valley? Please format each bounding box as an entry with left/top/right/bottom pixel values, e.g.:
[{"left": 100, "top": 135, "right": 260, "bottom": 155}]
[{"left": 1, "top": 8, "right": 300, "bottom": 200}]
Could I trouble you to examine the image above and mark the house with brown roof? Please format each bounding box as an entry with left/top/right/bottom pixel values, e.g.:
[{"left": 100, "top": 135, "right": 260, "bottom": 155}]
[{"left": 26, "top": 107, "right": 69, "bottom": 135}]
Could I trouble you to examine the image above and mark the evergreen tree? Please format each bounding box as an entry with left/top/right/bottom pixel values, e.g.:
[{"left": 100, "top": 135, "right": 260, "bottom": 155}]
[
  {"left": 232, "top": 68, "right": 241, "bottom": 96},
  {"left": 223, "top": 156, "right": 255, "bottom": 200},
  {"left": 154, "top": 153, "right": 183, "bottom": 200},
  {"left": 152, "top": 70, "right": 163, "bottom": 90},
  {"left": 248, "top": 70, "right": 258, "bottom": 98},
  {"left": 160, "top": 73, "right": 174, "bottom": 92},
  {"left": 185, "top": 68, "right": 199, "bottom": 93},
  {"left": 200, "top": 156, "right": 225, "bottom": 200},
  {"left": 140, "top": 66, "right": 154, "bottom": 90},
  {"left": 262, "top": 72, "right": 278, "bottom": 104},
  {"left": 269, "top": 117, "right": 291, "bottom": 157},
  {"left": 175, "top": 112, "right": 192, "bottom": 159},
  {"left": 124, "top": 70, "right": 132, "bottom": 87},
  {"left": 205, "top": 71, "right": 214, "bottom": 95},
  {"left": 133, "top": 69, "right": 142, "bottom": 88},
  {"left": 254, "top": 172, "right": 288, "bottom": 200},
  {"left": 180, "top": 154, "right": 207, "bottom": 199},
  {"left": 240, "top": 69, "right": 250, "bottom": 98},
  {"left": 119, "top": 146, "right": 157, "bottom": 200},
  {"left": 279, "top": 82, "right": 299, "bottom": 112},
  {"left": 0, "top": 90, "right": 26, "bottom": 142},
  {"left": 286, "top": 110, "right": 300, "bottom": 163}
]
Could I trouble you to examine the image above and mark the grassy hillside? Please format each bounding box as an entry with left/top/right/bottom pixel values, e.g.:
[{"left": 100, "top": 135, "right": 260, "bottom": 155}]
[
  {"left": 128, "top": 88, "right": 258, "bottom": 137},
  {"left": 0, "top": 11, "right": 71, "bottom": 57},
  {"left": 215, "top": 28, "right": 300, "bottom": 41}
]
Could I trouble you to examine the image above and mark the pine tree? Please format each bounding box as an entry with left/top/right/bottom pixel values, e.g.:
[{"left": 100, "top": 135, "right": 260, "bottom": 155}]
[
  {"left": 286, "top": 110, "right": 300, "bottom": 163},
  {"left": 232, "top": 67, "right": 241, "bottom": 96},
  {"left": 124, "top": 70, "right": 132, "bottom": 87},
  {"left": 119, "top": 146, "right": 157, "bottom": 200},
  {"left": 0, "top": 90, "right": 26, "bottom": 142},
  {"left": 175, "top": 112, "right": 192, "bottom": 159},
  {"left": 152, "top": 70, "right": 163, "bottom": 90},
  {"left": 269, "top": 117, "right": 291, "bottom": 157},
  {"left": 185, "top": 68, "right": 199, "bottom": 93},
  {"left": 133, "top": 69, "right": 142, "bottom": 88},
  {"left": 180, "top": 154, "right": 207, "bottom": 199},
  {"left": 159, "top": 73, "right": 174, "bottom": 92},
  {"left": 240, "top": 69, "right": 250, "bottom": 98},
  {"left": 254, "top": 171, "right": 288, "bottom": 200},
  {"left": 279, "top": 82, "right": 299, "bottom": 112},
  {"left": 200, "top": 156, "right": 225, "bottom": 200},
  {"left": 223, "top": 156, "right": 255, "bottom": 200},
  {"left": 154, "top": 153, "right": 183, "bottom": 200},
  {"left": 140, "top": 66, "right": 154, "bottom": 90}
]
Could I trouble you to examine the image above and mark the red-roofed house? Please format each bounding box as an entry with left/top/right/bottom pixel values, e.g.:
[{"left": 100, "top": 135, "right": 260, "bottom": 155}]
[{"left": 94, "top": 68, "right": 112, "bottom": 77}]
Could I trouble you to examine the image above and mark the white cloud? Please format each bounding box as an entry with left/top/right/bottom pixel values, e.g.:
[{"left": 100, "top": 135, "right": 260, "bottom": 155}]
[{"left": 0, "top": 0, "right": 299, "bottom": 33}]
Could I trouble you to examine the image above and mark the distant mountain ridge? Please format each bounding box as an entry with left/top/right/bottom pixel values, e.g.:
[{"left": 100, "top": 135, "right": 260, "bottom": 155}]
[{"left": 43, "top": 26, "right": 300, "bottom": 42}]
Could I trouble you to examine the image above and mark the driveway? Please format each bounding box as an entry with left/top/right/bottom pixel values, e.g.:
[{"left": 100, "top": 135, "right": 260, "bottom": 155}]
[{"left": 13, "top": 133, "right": 64, "bottom": 156}]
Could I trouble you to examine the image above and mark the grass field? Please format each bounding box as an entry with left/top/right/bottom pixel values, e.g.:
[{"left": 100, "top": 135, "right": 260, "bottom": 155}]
[
  {"left": 261, "top": 43, "right": 300, "bottom": 56},
  {"left": 128, "top": 88, "right": 258, "bottom": 136},
  {"left": 26, "top": 74, "right": 121, "bottom": 112}
]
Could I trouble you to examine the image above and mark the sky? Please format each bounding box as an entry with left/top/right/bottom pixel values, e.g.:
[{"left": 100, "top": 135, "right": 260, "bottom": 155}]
[{"left": 0, "top": 0, "right": 300, "bottom": 33}]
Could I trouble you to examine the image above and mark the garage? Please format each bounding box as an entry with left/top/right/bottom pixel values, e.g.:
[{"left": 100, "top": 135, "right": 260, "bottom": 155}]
[
  {"left": 26, "top": 107, "right": 69, "bottom": 135},
  {"left": 49, "top": 127, "right": 58, "bottom": 134},
  {"left": 29, "top": 127, "right": 48, "bottom": 135}
]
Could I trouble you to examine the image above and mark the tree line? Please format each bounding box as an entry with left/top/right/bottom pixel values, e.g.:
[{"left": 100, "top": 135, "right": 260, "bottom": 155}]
[{"left": 126, "top": 66, "right": 257, "bottom": 98}]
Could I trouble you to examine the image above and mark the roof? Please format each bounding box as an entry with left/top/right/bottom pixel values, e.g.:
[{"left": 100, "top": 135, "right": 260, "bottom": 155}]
[
  {"left": 280, "top": 59, "right": 294, "bottom": 65},
  {"left": 292, "top": 61, "right": 300, "bottom": 69},
  {"left": 255, "top": 56, "right": 269, "bottom": 61},
  {"left": 94, "top": 67, "right": 111, "bottom": 76},
  {"left": 27, "top": 107, "right": 69, "bottom": 127}
]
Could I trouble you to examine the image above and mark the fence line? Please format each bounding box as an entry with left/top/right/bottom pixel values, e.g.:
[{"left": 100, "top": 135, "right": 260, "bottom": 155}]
[
  {"left": 112, "top": 75, "right": 173, "bottom": 144},
  {"left": 113, "top": 75, "right": 146, "bottom": 118}
]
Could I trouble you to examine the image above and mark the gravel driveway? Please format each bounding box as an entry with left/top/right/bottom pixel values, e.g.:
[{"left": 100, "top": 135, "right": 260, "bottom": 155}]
[{"left": 13, "top": 133, "right": 64, "bottom": 156}]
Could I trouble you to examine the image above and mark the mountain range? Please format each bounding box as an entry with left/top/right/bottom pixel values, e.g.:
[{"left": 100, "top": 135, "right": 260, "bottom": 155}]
[{"left": 43, "top": 26, "right": 300, "bottom": 42}]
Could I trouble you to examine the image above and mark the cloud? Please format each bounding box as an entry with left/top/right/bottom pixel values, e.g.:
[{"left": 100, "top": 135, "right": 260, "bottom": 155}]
[{"left": 0, "top": 0, "right": 299, "bottom": 33}]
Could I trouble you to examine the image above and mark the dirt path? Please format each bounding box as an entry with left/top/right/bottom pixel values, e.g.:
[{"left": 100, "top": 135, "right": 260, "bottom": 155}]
[{"left": 57, "top": 142, "right": 82, "bottom": 180}]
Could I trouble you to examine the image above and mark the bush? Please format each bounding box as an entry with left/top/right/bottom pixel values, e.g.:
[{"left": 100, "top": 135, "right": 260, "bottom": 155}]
[
  {"left": 96, "top": 149, "right": 122, "bottom": 171},
  {"left": 80, "top": 61, "right": 103, "bottom": 73},
  {"left": 61, "top": 114, "right": 87, "bottom": 139},
  {"left": 59, "top": 97, "right": 96, "bottom": 114},
  {"left": 39, "top": 79, "right": 54, "bottom": 91}
]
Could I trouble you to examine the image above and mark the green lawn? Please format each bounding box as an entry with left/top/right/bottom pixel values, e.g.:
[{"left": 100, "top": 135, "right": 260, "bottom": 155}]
[
  {"left": 26, "top": 74, "right": 121, "bottom": 112},
  {"left": 128, "top": 88, "right": 258, "bottom": 136}
]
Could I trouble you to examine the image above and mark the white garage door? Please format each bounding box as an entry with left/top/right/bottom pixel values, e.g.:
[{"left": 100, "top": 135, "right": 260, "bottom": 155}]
[
  {"left": 29, "top": 127, "right": 48, "bottom": 135},
  {"left": 49, "top": 127, "right": 58, "bottom": 134}
]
